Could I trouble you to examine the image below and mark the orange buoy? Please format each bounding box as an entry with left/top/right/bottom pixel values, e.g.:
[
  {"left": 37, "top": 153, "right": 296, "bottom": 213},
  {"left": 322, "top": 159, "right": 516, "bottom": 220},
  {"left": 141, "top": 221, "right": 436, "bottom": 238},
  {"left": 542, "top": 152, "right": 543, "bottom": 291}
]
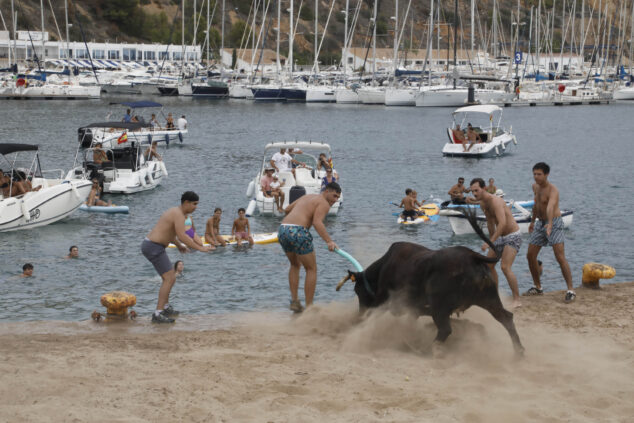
[
  {"left": 92, "top": 291, "right": 137, "bottom": 321},
  {"left": 581, "top": 263, "right": 615, "bottom": 289}
]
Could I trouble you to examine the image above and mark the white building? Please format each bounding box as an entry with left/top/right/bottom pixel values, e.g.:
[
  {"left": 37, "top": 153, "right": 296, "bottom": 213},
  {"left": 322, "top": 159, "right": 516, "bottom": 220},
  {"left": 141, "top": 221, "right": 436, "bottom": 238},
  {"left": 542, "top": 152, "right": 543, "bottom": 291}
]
[
  {"left": 220, "top": 48, "right": 286, "bottom": 73},
  {"left": 0, "top": 30, "right": 201, "bottom": 66}
]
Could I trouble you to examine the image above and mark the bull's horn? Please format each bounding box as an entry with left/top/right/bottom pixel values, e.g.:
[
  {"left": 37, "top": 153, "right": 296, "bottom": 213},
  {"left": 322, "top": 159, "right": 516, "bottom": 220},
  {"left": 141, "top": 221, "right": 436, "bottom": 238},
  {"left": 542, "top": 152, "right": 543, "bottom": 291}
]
[{"left": 335, "top": 275, "right": 350, "bottom": 291}]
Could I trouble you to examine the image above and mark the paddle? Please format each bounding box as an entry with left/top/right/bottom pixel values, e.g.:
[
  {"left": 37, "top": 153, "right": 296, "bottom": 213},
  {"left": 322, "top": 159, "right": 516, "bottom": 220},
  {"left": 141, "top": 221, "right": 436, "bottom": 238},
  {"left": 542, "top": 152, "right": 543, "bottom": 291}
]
[{"left": 333, "top": 248, "right": 363, "bottom": 272}]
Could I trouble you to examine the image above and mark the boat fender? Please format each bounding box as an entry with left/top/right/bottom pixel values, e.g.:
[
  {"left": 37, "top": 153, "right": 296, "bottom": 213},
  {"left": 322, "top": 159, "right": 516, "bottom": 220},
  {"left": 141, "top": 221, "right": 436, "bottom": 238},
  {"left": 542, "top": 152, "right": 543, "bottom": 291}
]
[
  {"left": 146, "top": 166, "right": 155, "bottom": 184},
  {"left": 178, "top": 132, "right": 183, "bottom": 143},
  {"left": 495, "top": 145, "right": 500, "bottom": 156},
  {"left": 246, "top": 180, "right": 255, "bottom": 197},
  {"left": 245, "top": 199, "right": 257, "bottom": 217},
  {"left": 139, "top": 172, "right": 147, "bottom": 187},
  {"left": 500, "top": 141, "right": 506, "bottom": 150},
  {"left": 159, "top": 161, "right": 168, "bottom": 176},
  {"left": 512, "top": 135, "right": 518, "bottom": 145},
  {"left": 21, "top": 199, "right": 30, "bottom": 222},
  {"left": 165, "top": 134, "right": 170, "bottom": 145},
  {"left": 148, "top": 133, "right": 152, "bottom": 144}
]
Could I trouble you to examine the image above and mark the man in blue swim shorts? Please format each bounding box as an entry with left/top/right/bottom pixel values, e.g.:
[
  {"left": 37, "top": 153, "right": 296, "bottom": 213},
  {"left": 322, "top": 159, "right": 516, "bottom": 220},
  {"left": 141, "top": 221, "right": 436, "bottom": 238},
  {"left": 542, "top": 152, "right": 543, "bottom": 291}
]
[
  {"left": 525, "top": 162, "right": 575, "bottom": 303},
  {"left": 279, "top": 182, "right": 341, "bottom": 313}
]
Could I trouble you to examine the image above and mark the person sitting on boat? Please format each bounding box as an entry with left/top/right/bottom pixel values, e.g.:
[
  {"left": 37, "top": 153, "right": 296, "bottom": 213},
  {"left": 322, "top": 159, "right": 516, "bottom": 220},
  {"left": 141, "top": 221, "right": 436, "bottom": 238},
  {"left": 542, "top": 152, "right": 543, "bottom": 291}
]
[
  {"left": 205, "top": 208, "right": 225, "bottom": 247},
  {"left": 317, "top": 153, "right": 334, "bottom": 172},
  {"left": 92, "top": 143, "right": 109, "bottom": 165},
  {"left": 271, "top": 148, "right": 305, "bottom": 177},
  {"left": 465, "top": 124, "right": 482, "bottom": 152},
  {"left": 184, "top": 214, "right": 204, "bottom": 247},
  {"left": 0, "top": 169, "right": 22, "bottom": 197},
  {"left": 320, "top": 168, "right": 338, "bottom": 193},
  {"left": 270, "top": 174, "right": 285, "bottom": 211},
  {"left": 150, "top": 113, "right": 160, "bottom": 129},
  {"left": 486, "top": 178, "right": 498, "bottom": 194},
  {"left": 232, "top": 208, "right": 254, "bottom": 246},
  {"left": 399, "top": 188, "right": 418, "bottom": 222},
  {"left": 145, "top": 141, "right": 162, "bottom": 161},
  {"left": 131, "top": 115, "right": 140, "bottom": 123},
  {"left": 177, "top": 115, "right": 187, "bottom": 130},
  {"left": 166, "top": 113, "right": 175, "bottom": 129},
  {"left": 122, "top": 108, "right": 132, "bottom": 123},
  {"left": 86, "top": 179, "right": 111, "bottom": 207},
  {"left": 452, "top": 124, "right": 467, "bottom": 145},
  {"left": 448, "top": 177, "right": 472, "bottom": 205}
]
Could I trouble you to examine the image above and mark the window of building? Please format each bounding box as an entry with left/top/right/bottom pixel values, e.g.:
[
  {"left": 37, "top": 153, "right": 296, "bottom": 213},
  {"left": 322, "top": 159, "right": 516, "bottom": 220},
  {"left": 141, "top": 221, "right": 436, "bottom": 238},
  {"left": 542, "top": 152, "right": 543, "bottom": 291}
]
[
  {"left": 187, "top": 52, "right": 197, "bottom": 61},
  {"left": 75, "top": 49, "right": 87, "bottom": 59},
  {"left": 122, "top": 48, "right": 136, "bottom": 61},
  {"left": 159, "top": 51, "right": 169, "bottom": 60},
  {"left": 108, "top": 50, "right": 120, "bottom": 60},
  {"left": 144, "top": 51, "right": 156, "bottom": 60},
  {"left": 93, "top": 50, "right": 105, "bottom": 59},
  {"left": 347, "top": 57, "right": 353, "bottom": 64},
  {"left": 172, "top": 51, "right": 182, "bottom": 60}
]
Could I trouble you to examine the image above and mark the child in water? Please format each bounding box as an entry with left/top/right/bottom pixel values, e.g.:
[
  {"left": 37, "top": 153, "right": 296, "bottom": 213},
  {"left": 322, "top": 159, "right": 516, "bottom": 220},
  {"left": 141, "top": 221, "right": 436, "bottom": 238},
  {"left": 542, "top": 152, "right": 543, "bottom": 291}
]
[
  {"left": 205, "top": 208, "right": 225, "bottom": 247},
  {"left": 232, "top": 208, "right": 254, "bottom": 246},
  {"left": 399, "top": 188, "right": 418, "bottom": 221}
]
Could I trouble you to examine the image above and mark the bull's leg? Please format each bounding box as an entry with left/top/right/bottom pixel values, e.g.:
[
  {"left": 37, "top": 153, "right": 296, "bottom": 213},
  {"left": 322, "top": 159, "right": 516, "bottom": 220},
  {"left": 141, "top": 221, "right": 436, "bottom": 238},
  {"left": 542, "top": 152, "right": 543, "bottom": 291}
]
[
  {"left": 479, "top": 295, "right": 525, "bottom": 355},
  {"left": 431, "top": 311, "right": 452, "bottom": 343}
]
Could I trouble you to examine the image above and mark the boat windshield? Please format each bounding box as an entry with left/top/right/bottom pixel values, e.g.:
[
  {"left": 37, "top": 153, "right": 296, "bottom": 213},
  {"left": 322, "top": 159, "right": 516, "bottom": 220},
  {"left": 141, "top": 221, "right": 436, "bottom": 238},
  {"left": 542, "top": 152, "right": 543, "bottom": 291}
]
[{"left": 292, "top": 153, "right": 317, "bottom": 168}]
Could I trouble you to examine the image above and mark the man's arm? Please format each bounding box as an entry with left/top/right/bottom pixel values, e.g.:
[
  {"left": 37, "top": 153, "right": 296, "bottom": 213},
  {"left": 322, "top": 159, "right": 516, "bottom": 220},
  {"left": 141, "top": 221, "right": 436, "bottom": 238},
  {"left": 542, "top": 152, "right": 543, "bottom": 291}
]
[
  {"left": 270, "top": 159, "right": 278, "bottom": 171},
  {"left": 529, "top": 184, "right": 538, "bottom": 231},
  {"left": 312, "top": 203, "right": 338, "bottom": 251},
  {"left": 545, "top": 187, "right": 559, "bottom": 235}
]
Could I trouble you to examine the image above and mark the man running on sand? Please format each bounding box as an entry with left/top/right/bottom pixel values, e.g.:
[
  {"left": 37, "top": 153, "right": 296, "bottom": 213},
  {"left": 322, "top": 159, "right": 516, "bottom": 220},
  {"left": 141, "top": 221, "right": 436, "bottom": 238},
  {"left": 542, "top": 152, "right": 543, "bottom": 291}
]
[
  {"left": 525, "top": 162, "right": 575, "bottom": 303},
  {"left": 278, "top": 182, "right": 341, "bottom": 313},
  {"left": 470, "top": 178, "right": 522, "bottom": 308},
  {"left": 142, "top": 191, "right": 212, "bottom": 323}
]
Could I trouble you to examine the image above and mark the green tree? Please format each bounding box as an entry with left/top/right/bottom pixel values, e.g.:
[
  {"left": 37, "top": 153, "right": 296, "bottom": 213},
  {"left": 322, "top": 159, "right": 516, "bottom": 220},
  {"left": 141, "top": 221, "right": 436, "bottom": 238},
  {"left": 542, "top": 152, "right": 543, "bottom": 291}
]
[
  {"left": 229, "top": 20, "right": 248, "bottom": 47},
  {"left": 232, "top": 48, "right": 237, "bottom": 69}
]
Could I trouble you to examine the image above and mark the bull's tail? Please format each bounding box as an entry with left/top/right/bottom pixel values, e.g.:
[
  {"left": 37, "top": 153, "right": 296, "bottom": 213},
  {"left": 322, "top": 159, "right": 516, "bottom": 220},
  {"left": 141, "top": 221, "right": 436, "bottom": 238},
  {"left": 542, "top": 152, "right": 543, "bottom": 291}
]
[{"left": 458, "top": 207, "right": 500, "bottom": 263}]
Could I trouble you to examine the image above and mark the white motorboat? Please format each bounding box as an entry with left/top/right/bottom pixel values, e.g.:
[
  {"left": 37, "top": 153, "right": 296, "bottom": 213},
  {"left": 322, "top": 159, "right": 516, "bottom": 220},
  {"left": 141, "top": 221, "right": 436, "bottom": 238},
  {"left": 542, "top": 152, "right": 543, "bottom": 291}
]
[
  {"left": 441, "top": 205, "right": 573, "bottom": 236},
  {"left": 0, "top": 81, "right": 101, "bottom": 99},
  {"left": 0, "top": 143, "right": 92, "bottom": 232},
  {"left": 442, "top": 105, "right": 517, "bottom": 158},
  {"left": 66, "top": 141, "right": 167, "bottom": 195},
  {"left": 415, "top": 87, "right": 514, "bottom": 107},
  {"left": 245, "top": 141, "right": 343, "bottom": 217}
]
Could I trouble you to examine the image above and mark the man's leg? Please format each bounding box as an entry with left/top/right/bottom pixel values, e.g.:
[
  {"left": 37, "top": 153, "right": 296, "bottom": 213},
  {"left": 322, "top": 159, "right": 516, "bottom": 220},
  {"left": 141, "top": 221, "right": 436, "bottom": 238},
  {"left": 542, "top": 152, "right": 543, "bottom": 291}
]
[
  {"left": 526, "top": 243, "right": 543, "bottom": 290},
  {"left": 297, "top": 252, "right": 317, "bottom": 307},
  {"left": 552, "top": 243, "right": 573, "bottom": 291},
  {"left": 500, "top": 246, "right": 521, "bottom": 307},
  {"left": 285, "top": 252, "right": 301, "bottom": 302},
  {"left": 156, "top": 269, "right": 177, "bottom": 311}
]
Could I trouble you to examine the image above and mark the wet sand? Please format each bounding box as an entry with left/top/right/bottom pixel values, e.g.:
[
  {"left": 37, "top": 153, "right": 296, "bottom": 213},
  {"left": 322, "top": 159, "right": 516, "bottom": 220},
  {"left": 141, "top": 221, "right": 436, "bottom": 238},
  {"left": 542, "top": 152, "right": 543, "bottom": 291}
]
[{"left": 1, "top": 282, "right": 633, "bottom": 422}]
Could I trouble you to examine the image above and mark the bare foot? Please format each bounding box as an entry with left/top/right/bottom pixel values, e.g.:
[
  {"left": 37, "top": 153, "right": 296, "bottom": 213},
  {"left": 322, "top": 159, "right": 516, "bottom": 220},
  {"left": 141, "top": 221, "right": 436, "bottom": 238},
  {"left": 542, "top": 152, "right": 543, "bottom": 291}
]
[{"left": 512, "top": 299, "right": 522, "bottom": 309}]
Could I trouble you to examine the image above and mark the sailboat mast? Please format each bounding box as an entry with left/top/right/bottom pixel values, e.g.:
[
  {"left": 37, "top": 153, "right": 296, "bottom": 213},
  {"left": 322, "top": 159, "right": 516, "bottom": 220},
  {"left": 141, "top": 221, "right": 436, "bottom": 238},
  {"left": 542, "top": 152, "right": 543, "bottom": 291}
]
[
  {"left": 470, "top": 0, "right": 474, "bottom": 59},
  {"left": 493, "top": 0, "right": 498, "bottom": 58},
  {"left": 314, "top": 0, "right": 318, "bottom": 73},
  {"left": 182, "top": 0, "right": 186, "bottom": 63},
  {"left": 221, "top": 0, "right": 225, "bottom": 55},
  {"left": 276, "top": 0, "right": 280, "bottom": 74},
  {"left": 289, "top": 0, "right": 293, "bottom": 76},
  {"left": 372, "top": 0, "right": 377, "bottom": 78},
  {"left": 40, "top": 0, "right": 45, "bottom": 63},
  {"left": 207, "top": 0, "right": 210, "bottom": 64},
  {"left": 393, "top": 0, "right": 398, "bottom": 75},
  {"left": 453, "top": 0, "right": 457, "bottom": 89},
  {"left": 428, "top": 0, "right": 434, "bottom": 87},
  {"left": 65, "top": 0, "right": 70, "bottom": 82},
  {"left": 343, "top": 0, "right": 348, "bottom": 84}
]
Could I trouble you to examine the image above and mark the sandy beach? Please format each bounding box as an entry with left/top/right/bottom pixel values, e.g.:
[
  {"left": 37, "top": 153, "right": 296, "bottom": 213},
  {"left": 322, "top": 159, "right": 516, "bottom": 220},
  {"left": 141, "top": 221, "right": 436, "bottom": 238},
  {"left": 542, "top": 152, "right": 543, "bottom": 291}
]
[{"left": 1, "top": 282, "right": 633, "bottom": 422}]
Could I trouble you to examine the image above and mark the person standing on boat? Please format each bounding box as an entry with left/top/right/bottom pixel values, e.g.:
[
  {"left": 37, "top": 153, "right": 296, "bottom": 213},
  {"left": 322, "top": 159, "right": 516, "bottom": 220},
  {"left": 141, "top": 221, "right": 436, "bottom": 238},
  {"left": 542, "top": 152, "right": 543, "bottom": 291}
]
[
  {"left": 123, "top": 108, "right": 132, "bottom": 123},
  {"left": 141, "top": 191, "right": 212, "bottom": 323},
  {"left": 279, "top": 182, "right": 341, "bottom": 313},
  {"left": 525, "top": 162, "right": 575, "bottom": 303},
  {"left": 470, "top": 178, "right": 522, "bottom": 309},
  {"left": 150, "top": 113, "right": 160, "bottom": 129}
]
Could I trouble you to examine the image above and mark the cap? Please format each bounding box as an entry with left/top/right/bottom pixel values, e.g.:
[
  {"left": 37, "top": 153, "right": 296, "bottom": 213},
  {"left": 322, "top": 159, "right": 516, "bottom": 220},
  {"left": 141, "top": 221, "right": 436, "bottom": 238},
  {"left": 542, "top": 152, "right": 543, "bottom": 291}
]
[
  {"left": 273, "top": 174, "right": 279, "bottom": 179},
  {"left": 495, "top": 189, "right": 505, "bottom": 197}
]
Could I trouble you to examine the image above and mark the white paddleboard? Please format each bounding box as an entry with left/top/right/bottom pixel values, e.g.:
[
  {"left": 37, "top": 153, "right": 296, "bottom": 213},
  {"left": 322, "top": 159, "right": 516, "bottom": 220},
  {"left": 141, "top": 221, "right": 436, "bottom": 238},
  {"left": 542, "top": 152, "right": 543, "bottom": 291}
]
[{"left": 168, "top": 232, "right": 278, "bottom": 248}]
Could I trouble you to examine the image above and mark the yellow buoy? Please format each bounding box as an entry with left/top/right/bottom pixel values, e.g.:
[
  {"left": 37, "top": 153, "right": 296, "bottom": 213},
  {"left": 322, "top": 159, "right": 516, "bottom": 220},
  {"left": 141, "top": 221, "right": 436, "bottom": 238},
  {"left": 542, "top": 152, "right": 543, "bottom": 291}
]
[
  {"left": 582, "top": 263, "right": 615, "bottom": 289},
  {"left": 92, "top": 291, "right": 137, "bottom": 322}
]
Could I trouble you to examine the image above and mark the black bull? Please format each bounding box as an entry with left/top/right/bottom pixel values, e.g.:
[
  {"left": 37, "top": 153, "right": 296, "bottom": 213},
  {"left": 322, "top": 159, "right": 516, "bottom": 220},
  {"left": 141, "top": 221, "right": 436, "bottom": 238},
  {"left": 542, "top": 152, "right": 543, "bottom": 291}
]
[{"left": 336, "top": 210, "right": 524, "bottom": 355}]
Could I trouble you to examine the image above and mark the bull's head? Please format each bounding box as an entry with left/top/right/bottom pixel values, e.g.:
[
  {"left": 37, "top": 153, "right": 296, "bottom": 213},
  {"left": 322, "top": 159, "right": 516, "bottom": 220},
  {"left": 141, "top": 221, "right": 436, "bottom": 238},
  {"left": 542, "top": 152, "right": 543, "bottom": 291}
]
[{"left": 336, "top": 270, "right": 358, "bottom": 291}]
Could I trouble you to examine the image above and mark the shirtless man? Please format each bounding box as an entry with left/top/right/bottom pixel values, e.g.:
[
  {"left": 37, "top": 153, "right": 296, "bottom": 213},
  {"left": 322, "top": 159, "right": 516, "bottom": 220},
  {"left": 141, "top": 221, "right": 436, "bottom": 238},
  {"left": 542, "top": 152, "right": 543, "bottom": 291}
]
[
  {"left": 448, "top": 177, "right": 472, "bottom": 204},
  {"left": 399, "top": 188, "right": 418, "bottom": 221},
  {"left": 465, "top": 124, "right": 482, "bottom": 151},
  {"left": 278, "top": 182, "right": 341, "bottom": 312},
  {"left": 471, "top": 178, "right": 522, "bottom": 308},
  {"left": 93, "top": 143, "right": 108, "bottom": 165},
  {"left": 232, "top": 208, "right": 254, "bottom": 246},
  {"left": 525, "top": 162, "right": 575, "bottom": 302},
  {"left": 205, "top": 208, "right": 227, "bottom": 247},
  {"left": 145, "top": 141, "right": 162, "bottom": 161},
  {"left": 141, "top": 191, "right": 212, "bottom": 323},
  {"left": 452, "top": 124, "right": 467, "bottom": 148}
]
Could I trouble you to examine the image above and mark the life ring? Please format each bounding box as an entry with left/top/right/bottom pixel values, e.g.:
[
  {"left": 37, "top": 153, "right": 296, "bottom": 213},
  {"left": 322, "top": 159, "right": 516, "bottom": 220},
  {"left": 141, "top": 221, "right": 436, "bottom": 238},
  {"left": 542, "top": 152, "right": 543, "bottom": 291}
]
[
  {"left": 515, "top": 86, "right": 520, "bottom": 94},
  {"left": 495, "top": 145, "right": 500, "bottom": 156},
  {"left": 16, "top": 78, "right": 26, "bottom": 87}
]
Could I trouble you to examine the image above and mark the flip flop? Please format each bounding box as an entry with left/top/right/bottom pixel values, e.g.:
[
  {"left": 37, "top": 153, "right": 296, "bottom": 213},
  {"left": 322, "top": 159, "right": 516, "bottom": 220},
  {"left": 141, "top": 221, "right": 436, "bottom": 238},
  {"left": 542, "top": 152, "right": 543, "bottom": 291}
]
[{"left": 523, "top": 286, "right": 544, "bottom": 296}]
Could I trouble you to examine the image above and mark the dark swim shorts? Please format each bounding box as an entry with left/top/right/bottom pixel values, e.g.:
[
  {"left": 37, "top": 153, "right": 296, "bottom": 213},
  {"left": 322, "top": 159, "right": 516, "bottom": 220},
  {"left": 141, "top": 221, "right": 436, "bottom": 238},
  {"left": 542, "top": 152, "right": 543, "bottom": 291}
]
[
  {"left": 141, "top": 237, "right": 172, "bottom": 275},
  {"left": 278, "top": 224, "right": 314, "bottom": 255}
]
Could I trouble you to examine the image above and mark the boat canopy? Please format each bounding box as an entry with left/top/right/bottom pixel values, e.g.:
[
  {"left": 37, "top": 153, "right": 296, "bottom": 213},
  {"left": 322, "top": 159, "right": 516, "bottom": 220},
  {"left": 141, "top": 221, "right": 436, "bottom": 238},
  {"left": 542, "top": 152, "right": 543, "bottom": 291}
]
[
  {"left": 83, "top": 122, "right": 150, "bottom": 130},
  {"left": 453, "top": 105, "right": 502, "bottom": 115},
  {"left": 264, "top": 141, "right": 331, "bottom": 152},
  {"left": 112, "top": 101, "right": 163, "bottom": 108},
  {"left": 0, "top": 143, "right": 38, "bottom": 156}
]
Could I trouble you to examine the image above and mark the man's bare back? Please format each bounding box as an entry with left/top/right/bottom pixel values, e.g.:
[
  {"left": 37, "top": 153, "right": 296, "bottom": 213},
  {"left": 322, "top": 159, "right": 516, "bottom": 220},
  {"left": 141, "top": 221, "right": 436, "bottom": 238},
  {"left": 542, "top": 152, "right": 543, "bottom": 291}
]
[
  {"left": 282, "top": 194, "right": 331, "bottom": 229},
  {"left": 481, "top": 195, "right": 519, "bottom": 237},
  {"left": 147, "top": 207, "right": 202, "bottom": 248},
  {"left": 401, "top": 196, "right": 416, "bottom": 211},
  {"left": 532, "top": 181, "right": 561, "bottom": 221}
]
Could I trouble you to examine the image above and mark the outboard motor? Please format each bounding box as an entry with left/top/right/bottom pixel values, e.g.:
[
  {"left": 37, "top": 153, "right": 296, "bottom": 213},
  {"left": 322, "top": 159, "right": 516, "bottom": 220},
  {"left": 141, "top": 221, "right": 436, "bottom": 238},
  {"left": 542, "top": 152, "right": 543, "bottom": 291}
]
[
  {"left": 78, "top": 127, "right": 93, "bottom": 148},
  {"left": 289, "top": 186, "right": 306, "bottom": 203}
]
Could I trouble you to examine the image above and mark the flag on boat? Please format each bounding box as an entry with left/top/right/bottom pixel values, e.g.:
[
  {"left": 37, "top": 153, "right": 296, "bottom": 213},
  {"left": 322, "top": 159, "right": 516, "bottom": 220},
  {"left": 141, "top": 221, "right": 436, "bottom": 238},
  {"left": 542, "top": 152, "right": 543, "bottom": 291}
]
[
  {"left": 117, "top": 132, "right": 128, "bottom": 144},
  {"left": 328, "top": 158, "right": 334, "bottom": 169}
]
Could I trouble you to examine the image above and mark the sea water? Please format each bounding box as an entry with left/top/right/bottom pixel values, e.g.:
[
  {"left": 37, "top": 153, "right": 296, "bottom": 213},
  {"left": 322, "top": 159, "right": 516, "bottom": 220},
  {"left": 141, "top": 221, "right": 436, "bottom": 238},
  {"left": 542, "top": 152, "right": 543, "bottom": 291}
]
[{"left": 0, "top": 98, "right": 632, "bottom": 321}]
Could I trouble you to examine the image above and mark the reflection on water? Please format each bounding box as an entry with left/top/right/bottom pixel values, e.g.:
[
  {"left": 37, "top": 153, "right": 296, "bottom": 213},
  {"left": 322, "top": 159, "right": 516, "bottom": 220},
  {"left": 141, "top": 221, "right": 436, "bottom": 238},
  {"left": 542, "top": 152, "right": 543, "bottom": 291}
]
[{"left": 1, "top": 98, "right": 633, "bottom": 322}]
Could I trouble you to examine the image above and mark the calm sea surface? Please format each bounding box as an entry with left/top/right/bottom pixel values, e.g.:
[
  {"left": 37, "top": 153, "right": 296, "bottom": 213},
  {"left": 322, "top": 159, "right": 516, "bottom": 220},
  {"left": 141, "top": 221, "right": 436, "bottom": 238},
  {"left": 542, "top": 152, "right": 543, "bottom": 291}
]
[{"left": 0, "top": 98, "right": 633, "bottom": 322}]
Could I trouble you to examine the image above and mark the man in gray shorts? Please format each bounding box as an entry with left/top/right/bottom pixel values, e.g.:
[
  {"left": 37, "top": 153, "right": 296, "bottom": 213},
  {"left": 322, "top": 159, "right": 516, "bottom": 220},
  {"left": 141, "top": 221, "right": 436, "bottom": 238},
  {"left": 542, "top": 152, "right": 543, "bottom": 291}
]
[
  {"left": 470, "top": 178, "right": 523, "bottom": 308},
  {"left": 141, "top": 191, "right": 212, "bottom": 323},
  {"left": 525, "top": 162, "right": 575, "bottom": 303}
]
